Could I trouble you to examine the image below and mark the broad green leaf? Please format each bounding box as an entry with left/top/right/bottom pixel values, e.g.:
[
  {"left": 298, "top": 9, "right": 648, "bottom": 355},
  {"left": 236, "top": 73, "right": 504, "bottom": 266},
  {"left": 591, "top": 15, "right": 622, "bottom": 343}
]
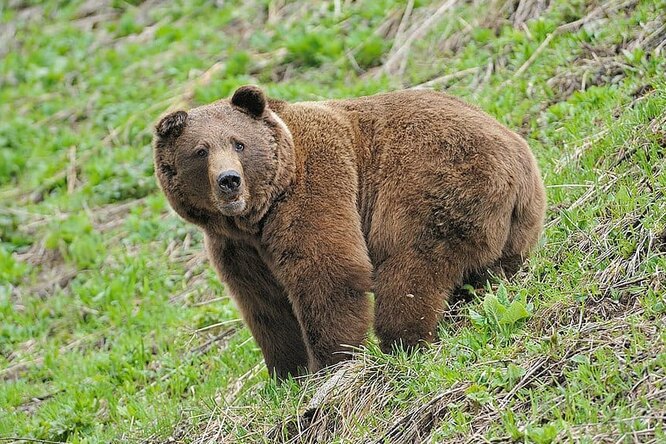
[
  {"left": 483, "top": 294, "right": 506, "bottom": 325},
  {"left": 499, "top": 300, "right": 531, "bottom": 326}
]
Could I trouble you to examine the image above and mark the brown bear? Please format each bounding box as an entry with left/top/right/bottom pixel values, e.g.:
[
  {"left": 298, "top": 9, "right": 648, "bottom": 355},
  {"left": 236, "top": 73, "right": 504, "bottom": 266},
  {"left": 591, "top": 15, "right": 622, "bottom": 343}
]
[{"left": 153, "top": 85, "right": 546, "bottom": 378}]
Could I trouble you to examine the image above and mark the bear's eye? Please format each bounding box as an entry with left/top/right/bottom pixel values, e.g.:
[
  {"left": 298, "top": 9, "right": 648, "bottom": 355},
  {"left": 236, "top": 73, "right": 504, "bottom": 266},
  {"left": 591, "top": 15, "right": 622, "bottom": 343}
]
[
  {"left": 196, "top": 147, "right": 208, "bottom": 158},
  {"left": 234, "top": 141, "right": 245, "bottom": 152}
]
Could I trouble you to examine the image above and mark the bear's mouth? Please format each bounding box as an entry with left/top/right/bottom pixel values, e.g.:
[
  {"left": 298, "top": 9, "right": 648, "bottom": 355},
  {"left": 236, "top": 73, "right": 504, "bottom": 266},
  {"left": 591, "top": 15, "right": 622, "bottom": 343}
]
[{"left": 217, "top": 198, "right": 247, "bottom": 216}]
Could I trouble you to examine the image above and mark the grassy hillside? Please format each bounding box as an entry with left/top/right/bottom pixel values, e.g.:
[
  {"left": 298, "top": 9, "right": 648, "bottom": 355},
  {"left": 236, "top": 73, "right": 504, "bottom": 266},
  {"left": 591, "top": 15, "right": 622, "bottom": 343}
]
[{"left": 1, "top": 0, "right": 664, "bottom": 442}]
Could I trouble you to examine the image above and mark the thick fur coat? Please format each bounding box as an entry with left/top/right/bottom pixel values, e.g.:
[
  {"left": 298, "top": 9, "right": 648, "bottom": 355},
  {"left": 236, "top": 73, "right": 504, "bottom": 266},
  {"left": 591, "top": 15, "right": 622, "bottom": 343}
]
[{"left": 153, "top": 86, "right": 546, "bottom": 378}]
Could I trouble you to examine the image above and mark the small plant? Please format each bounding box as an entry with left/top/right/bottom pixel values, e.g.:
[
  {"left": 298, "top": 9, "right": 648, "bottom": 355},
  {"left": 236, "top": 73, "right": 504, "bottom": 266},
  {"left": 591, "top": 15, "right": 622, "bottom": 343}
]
[{"left": 469, "top": 284, "right": 533, "bottom": 339}]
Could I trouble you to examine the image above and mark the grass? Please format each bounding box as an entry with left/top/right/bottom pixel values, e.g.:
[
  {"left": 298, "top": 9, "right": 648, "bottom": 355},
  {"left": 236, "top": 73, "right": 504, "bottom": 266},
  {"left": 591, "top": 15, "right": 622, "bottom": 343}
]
[{"left": 0, "top": 0, "right": 664, "bottom": 442}]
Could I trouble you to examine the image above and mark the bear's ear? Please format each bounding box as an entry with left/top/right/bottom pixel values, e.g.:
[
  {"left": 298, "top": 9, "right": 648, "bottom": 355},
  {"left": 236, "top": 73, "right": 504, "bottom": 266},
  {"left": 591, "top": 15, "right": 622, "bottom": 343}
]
[
  {"left": 155, "top": 110, "right": 188, "bottom": 140},
  {"left": 231, "top": 85, "right": 266, "bottom": 117}
]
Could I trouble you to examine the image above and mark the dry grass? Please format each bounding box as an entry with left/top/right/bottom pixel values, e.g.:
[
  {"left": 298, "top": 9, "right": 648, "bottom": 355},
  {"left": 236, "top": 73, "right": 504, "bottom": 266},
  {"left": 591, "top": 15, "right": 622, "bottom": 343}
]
[{"left": 178, "top": 297, "right": 664, "bottom": 443}]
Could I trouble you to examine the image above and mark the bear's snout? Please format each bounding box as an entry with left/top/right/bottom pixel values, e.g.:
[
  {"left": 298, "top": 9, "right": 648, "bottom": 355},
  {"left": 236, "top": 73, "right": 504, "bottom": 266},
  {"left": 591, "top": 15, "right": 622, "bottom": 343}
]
[{"left": 217, "top": 170, "right": 242, "bottom": 196}]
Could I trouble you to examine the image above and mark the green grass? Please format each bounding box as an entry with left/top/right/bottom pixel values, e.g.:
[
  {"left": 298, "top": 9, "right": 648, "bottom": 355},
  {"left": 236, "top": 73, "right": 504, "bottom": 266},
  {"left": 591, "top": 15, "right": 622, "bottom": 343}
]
[{"left": 1, "top": 0, "right": 664, "bottom": 442}]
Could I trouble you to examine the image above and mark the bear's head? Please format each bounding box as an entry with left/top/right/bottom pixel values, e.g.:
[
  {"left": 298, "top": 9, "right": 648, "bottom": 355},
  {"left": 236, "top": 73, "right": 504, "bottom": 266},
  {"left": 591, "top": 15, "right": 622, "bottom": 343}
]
[{"left": 153, "top": 85, "right": 294, "bottom": 228}]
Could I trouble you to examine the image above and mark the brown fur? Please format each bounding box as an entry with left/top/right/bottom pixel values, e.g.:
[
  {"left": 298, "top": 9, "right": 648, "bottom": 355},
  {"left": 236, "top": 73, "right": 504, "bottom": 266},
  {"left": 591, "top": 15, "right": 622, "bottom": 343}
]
[{"left": 153, "top": 86, "right": 546, "bottom": 378}]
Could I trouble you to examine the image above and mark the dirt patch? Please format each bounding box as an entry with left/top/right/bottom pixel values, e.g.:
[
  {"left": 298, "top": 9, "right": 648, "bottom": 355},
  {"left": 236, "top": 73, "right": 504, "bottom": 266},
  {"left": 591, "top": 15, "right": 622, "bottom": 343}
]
[
  {"left": 548, "top": 10, "right": 664, "bottom": 103},
  {"left": 547, "top": 56, "right": 629, "bottom": 102},
  {"left": 534, "top": 290, "right": 642, "bottom": 335},
  {"left": 16, "top": 391, "right": 60, "bottom": 415},
  {"left": 11, "top": 241, "right": 76, "bottom": 303}
]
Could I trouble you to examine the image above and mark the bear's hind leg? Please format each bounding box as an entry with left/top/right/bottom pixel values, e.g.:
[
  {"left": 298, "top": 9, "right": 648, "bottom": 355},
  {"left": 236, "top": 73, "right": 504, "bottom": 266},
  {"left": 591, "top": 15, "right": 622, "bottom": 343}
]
[
  {"left": 484, "top": 175, "right": 546, "bottom": 281},
  {"left": 372, "top": 185, "right": 515, "bottom": 352},
  {"left": 373, "top": 250, "right": 464, "bottom": 353}
]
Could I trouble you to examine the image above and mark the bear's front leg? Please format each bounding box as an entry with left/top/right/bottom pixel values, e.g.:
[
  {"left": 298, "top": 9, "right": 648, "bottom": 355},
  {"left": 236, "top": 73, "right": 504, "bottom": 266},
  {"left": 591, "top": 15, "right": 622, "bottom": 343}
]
[
  {"left": 265, "top": 206, "right": 373, "bottom": 372},
  {"left": 205, "top": 235, "right": 309, "bottom": 379}
]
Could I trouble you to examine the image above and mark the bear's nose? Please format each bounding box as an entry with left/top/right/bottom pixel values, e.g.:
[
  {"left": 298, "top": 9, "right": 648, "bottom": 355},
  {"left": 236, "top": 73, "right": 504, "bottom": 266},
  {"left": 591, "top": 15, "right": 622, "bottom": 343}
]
[{"left": 217, "top": 170, "right": 242, "bottom": 193}]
